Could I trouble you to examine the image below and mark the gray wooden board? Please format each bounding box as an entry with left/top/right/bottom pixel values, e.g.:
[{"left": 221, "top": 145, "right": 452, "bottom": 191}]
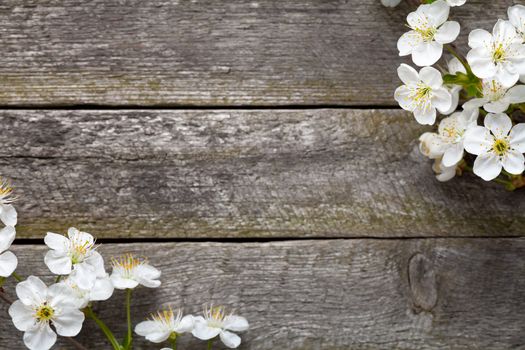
[
  {"left": 0, "top": 0, "right": 513, "bottom": 106},
  {"left": 1, "top": 109, "right": 523, "bottom": 239},
  {"left": 0, "top": 240, "right": 524, "bottom": 349}
]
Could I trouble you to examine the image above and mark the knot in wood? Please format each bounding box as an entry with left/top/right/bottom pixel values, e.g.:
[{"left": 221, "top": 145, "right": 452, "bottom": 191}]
[{"left": 408, "top": 253, "right": 437, "bottom": 312}]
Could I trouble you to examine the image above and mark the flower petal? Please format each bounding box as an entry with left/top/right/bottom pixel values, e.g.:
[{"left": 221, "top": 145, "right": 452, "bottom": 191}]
[
  {"left": 467, "top": 47, "right": 497, "bottom": 78},
  {"left": 192, "top": 322, "right": 221, "bottom": 340},
  {"left": 220, "top": 330, "right": 242, "bottom": 349},
  {"left": 431, "top": 88, "right": 453, "bottom": 113},
  {"left": 44, "top": 250, "right": 72, "bottom": 275},
  {"left": 422, "top": 0, "right": 450, "bottom": 27},
  {"left": 48, "top": 283, "right": 80, "bottom": 309},
  {"left": 468, "top": 29, "right": 492, "bottom": 49},
  {"left": 413, "top": 105, "right": 437, "bottom": 125},
  {"left": 435, "top": 21, "right": 460, "bottom": 44},
  {"left": 442, "top": 143, "right": 464, "bottom": 167},
  {"left": 90, "top": 276, "right": 114, "bottom": 301},
  {"left": 0, "top": 251, "right": 18, "bottom": 277},
  {"left": 397, "top": 31, "right": 420, "bottom": 56},
  {"left": 110, "top": 272, "right": 139, "bottom": 290},
  {"left": 8, "top": 300, "right": 35, "bottom": 331},
  {"left": 447, "top": 57, "right": 466, "bottom": 74},
  {"left": 509, "top": 123, "right": 525, "bottom": 152},
  {"left": 484, "top": 113, "right": 512, "bottom": 138},
  {"left": 484, "top": 99, "right": 510, "bottom": 114},
  {"left": 420, "top": 66, "right": 443, "bottom": 89},
  {"left": 44, "top": 232, "right": 69, "bottom": 252},
  {"left": 493, "top": 19, "right": 520, "bottom": 44},
  {"left": 397, "top": 64, "right": 419, "bottom": 85},
  {"left": 0, "top": 204, "right": 17, "bottom": 227},
  {"left": 53, "top": 308, "right": 85, "bottom": 337},
  {"left": 464, "top": 126, "right": 493, "bottom": 155},
  {"left": 394, "top": 85, "right": 415, "bottom": 112},
  {"left": 16, "top": 276, "right": 47, "bottom": 306},
  {"left": 175, "top": 315, "right": 195, "bottom": 334},
  {"left": 502, "top": 150, "right": 525, "bottom": 175},
  {"left": 412, "top": 41, "right": 443, "bottom": 67},
  {"left": 134, "top": 264, "right": 161, "bottom": 288},
  {"left": 72, "top": 261, "right": 97, "bottom": 290},
  {"left": 419, "top": 132, "right": 446, "bottom": 159},
  {"left": 223, "top": 315, "right": 249, "bottom": 332},
  {"left": 462, "top": 98, "right": 486, "bottom": 111},
  {"left": 473, "top": 153, "right": 502, "bottom": 181},
  {"left": 0, "top": 225, "right": 15, "bottom": 253},
  {"left": 23, "top": 323, "right": 57, "bottom": 350},
  {"left": 505, "top": 85, "right": 525, "bottom": 103}
]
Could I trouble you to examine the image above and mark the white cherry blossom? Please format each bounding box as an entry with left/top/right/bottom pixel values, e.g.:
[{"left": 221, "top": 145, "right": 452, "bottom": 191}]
[
  {"left": 135, "top": 307, "right": 194, "bottom": 343},
  {"left": 464, "top": 113, "right": 525, "bottom": 180},
  {"left": 508, "top": 5, "right": 525, "bottom": 42},
  {"left": 110, "top": 253, "right": 161, "bottom": 289},
  {"left": 463, "top": 79, "right": 525, "bottom": 113},
  {"left": 467, "top": 20, "right": 525, "bottom": 87},
  {"left": 192, "top": 305, "right": 249, "bottom": 349},
  {"left": 443, "top": 57, "right": 467, "bottom": 115},
  {"left": 0, "top": 179, "right": 17, "bottom": 227},
  {"left": 432, "top": 158, "right": 457, "bottom": 182},
  {"left": 395, "top": 64, "right": 453, "bottom": 125},
  {"left": 0, "top": 225, "right": 17, "bottom": 277},
  {"left": 63, "top": 270, "right": 114, "bottom": 308},
  {"left": 9, "top": 276, "right": 85, "bottom": 350},
  {"left": 398, "top": 0, "right": 460, "bottom": 66},
  {"left": 44, "top": 228, "right": 105, "bottom": 290}
]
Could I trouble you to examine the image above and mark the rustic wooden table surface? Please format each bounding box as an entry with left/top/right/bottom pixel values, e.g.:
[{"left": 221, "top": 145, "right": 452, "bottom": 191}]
[{"left": 1, "top": 0, "right": 524, "bottom": 349}]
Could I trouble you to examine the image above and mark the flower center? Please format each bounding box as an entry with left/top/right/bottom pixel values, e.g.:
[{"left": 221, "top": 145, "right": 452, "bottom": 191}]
[
  {"left": 111, "top": 253, "right": 143, "bottom": 278},
  {"left": 493, "top": 138, "right": 510, "bottom": 156},
  {"left": 415, "top": 26, "right": 436, "bottom": 42},
  {"left": 492, "top": 43, "right": 507, "bottom": 63},
  {"left": 484, "top": 80, "right": 505, "bottom": 101},
  {"left": 151, "top": 307, "right": 181, "bottom": 330},
  {"left": 0, "top": 179, "right": 16, "bottom": 205},
  {"left": 204, "top": 305, "right": 227, "bottom": 328},
  {"left": 35, "top": 303, "right": 55, "bottom": 322},
  {"left": 69, "top": 238, "right": 95, "bottom": 264}
]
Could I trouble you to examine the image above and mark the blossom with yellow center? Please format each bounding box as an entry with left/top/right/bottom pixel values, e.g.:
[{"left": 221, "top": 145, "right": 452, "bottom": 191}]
[
  {"left": 135, "top": 306, "right": 194, "bottom": 343},
  {"left": 110, "top": 253, "right": 161, "bottom": 290}
]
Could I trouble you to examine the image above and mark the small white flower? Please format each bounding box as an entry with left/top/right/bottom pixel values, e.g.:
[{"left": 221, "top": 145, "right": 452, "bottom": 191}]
[
  {"left": 463, "top": 79, "right": 525, "bottom": 113},
  {"left": 9, "top": 276, "right": 85, "bottom": 350},
  {"left": 508, "top": 5, "right": 525, "bottom": 42},
  {"left": 395, "top": 64, "right": 453, "bottom": 125},
  {"left": 0, "top": 225, "right": 17, "bottom": 277},
  {"left": 110, "top": 253, "right": 161, "bottom": 289},
  {"left": 135, "top": 307, "right": 194, "bottom": 343},
  {"left": 0, "top": 179, "right": 17, "bottom": 227},
  {"left": 467, "top": 20, "right": 525, "bottom": 87},
  {"left": 381, "top": 0, "right": 401, "bottom": 7},
  {"left": 464, "top": 113, "right": 525, "bottom": 180},
  {"left": 398, "top": 0, "right": 460, "bottom": 66},
  {"left": 63, "top": 271, "right": 114, "bottom": 308},
  {"left": 432, "top": 157, "right": 457, "bottom": 182},
  {"left": 44, "top": 228, "right": 105, "bottom": 290},
  {"left": 419, "top": 108, "right": 478, "bottom": 166},
  {"left": 443, "top": 57, "right": 467, "bottom": 115},
  {"left": 192, "top": 305, "right": 249, "bottom": 349},
  {"left": 446, "top": 0, "right": 466, "bottom": 6}
]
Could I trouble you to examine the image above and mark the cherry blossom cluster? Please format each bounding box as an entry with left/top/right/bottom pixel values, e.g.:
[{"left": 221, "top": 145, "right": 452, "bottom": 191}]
[
  {"left": 0, "top": 185, "right": 249, "bottom": 350},
  {"left": 386, "top": 0, "right": 525, "bottom": 190}
]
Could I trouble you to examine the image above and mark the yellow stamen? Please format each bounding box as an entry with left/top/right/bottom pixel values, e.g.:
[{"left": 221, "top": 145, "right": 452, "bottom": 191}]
[
  {"left": 0, "top": 179, "right": 17, "bottom": 204},
  {"left": 111, "top": 253, "right": 145, "bottom": 275},
  {"left": 35, "top": 303, "right": 54, "bottom": 322},
  {"left": 493, "top": 138, "right": 510, "bottom": 156}
]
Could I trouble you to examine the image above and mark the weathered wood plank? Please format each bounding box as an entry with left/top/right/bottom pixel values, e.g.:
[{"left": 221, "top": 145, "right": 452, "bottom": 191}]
[
  {"left": 2, "top": 109, "right": 524, "bottom": 239},
  {"left": 0, "top": 0, "right": 512, "bottom": 106},
  {"left": 1, "top": 239, "right": 524, "bottom": 349}
]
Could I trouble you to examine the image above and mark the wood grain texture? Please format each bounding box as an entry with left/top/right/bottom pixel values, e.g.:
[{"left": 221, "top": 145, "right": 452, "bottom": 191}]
[
  {"left": 0, "top": 0, "right": 513, "bottom": 106},
  {"left": 1, "top": 239, "right": 524, "bottom": 349},
  {"left": 2, "top": 109, "right": 524, "bottom": 239}
]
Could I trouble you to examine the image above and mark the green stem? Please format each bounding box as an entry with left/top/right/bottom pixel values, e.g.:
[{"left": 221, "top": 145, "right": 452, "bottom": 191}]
[
  {"left": 170, "top": 334, "right": 178, "bottom": 350},
  {"left": 125, "top": 288, "right": 133, "bottom": 350},
  {"left": 11, "top": 272, "right": 23, "bottom": 282},
  {"left": 55, "top": 275, "right": 62, "bottom": 283},
  {"left": 85, "top": 307, "right": 121, "bottom": 350},
  {"left": 493, "top": 177, "right": 516, "bottom": 191},
  {"left": 445, "top": 45, "right": 471, "bottom": 75},
  {"left": 0, "top": 277, "right": 5, "bottom": 288},
  {"left": 207, "top": 339, "right": 213, "bottom": 350}
]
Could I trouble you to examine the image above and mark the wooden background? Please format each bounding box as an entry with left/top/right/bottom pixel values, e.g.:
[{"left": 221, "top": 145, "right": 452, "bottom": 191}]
[{"left": 0, "top": 0, "right": 524, "bottom": 349}]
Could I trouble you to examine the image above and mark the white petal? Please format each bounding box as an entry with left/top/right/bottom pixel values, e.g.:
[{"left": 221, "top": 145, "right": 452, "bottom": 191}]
[
  {"left": 464, "top": 126, "right": 493, "bottom": 155},
  {"left": 0, "top": 204, "right": 17, "bottom": 226},
  {"left": 135, "top": 264, "right": 161, "bottom": 288},
  {"left": 85, "top": 251, "right": 106, "bottom": 278},
  {"left": 16, "top": 276, "right": 47, "bottom": 306},
  {"left": 69, "top": 229, "right": 94, "bottom": 247},
  {"left": 432, "top": 88, "right": 453, "bottom": 113},
  {"left": 44, "top": 250, "right": 72, "bottom": 275},
  {"left": 9, "top": 300, "right": 36, "bottom": 331},
  {"left": 502, "top": 150, "right": 525, "bottom": 175},
  {"left": 419, "top": 132, "right": 446, "bottom": 159},
  {"left": 423, "top": 0, "right": 450, "bottom": 27},
  {"left": 447, "top": 57, "right": 466, "bottom": 74},
  {"left": 468, "top": 29, "right": 492, "bottom": 49},
  {"left": 0, "top": 251, "right": 18, "bottom": 277},
  {"left": 0, "top": 225, "right": 15, "bottom": 253},
  {"left": 90, "top": 276, "right": 114, "bottom": 301},
  {"left": 175, "top": 315, "right": 195, "bottom": 334},
  {"left": 44, "top": 232, "right": 69, "bottom": 252},
  {"left": 509, "top": 123, "right": 525, "bottom": 152},
  {"left": 220, "top": 330, "right": 242, "bottom": 349},
  {"left": 135, "top": 320, "right": 158, "bottom": 336},
  {"left": 72, "top": 262, "right": 97, "bottom": 290},
  {"left": 397, "top": 31, "right": 420, "bottom": 56},
  {"left": 447, "top": 0, "right": 466, "bottom": 6},
  {"left": 505, "top": 85, "right": 525, "bottom": 103},
  {"left": 420, "top": 66, "right": 443, "bottom": 89},
  {"left": 493, "top": 19, "right": 520, "bottom": 44},
  {"left": 223, "top": 316, "right": 249, "bottom": 332},
  {"left": 435, "top": 21, "right": 460, "bottom": 44},
  {"left": 394, "top": 85, "right": 415, "bottom": 112},
  {"left": 434, "top": 159, "right": 457, "bottom": 182},
  {"left": 508, "top": 5, "right": 525, "bottom": 37},
  {"left": 484, "top": 99, "right": 510, "bottom": 114},
  {"left": 110, "top": 272, "right": 139, "bottom": 290},
  {"left": 412, "top": 41, "right": 443, "bottom": 67},
  {"left": 484, "top": 113, "right": 512, "bottom": 138},
  {"left": 192, "top": 322, "right": 221, "bottom": 340},
  {"left": 442, "top": 86, "right": 460, "bottom": 115},
  {"left": 442, "top": 143, "right": 464, "bottom": 167},
  {"left": 397, "top": 64, "right": 419, "bottom": 85},
  {"left": 414, "top": 106, "right": 437, "bottom": 125},
  {"left": 48, "top": 283, "right": 80, "bottom": 309},
  {"left": 467, "top": 47, "right": 497, "bottom": 78},
  {"left": 53, "top": 308, "right": 85, "bottom": 337},
  {"left": 23, "top": 323, "right": 57, "bottom": 350},
  {"left": 381, "top": 0, "right": 402, "bottom": 7},
  {"left": 495, "top": 65, "right": 520, "bottom": 88},
  {"left": 473, "top": 153, "right": 502, "bottom": 181},
  {"left": 462, "top": 98, "right": 486, "bottom": 111}
]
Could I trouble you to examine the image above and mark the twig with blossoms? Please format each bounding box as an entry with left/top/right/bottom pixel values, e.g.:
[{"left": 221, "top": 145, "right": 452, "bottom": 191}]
[{"left": 386, "top": 0, "right": 525, "bottom": 190}]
